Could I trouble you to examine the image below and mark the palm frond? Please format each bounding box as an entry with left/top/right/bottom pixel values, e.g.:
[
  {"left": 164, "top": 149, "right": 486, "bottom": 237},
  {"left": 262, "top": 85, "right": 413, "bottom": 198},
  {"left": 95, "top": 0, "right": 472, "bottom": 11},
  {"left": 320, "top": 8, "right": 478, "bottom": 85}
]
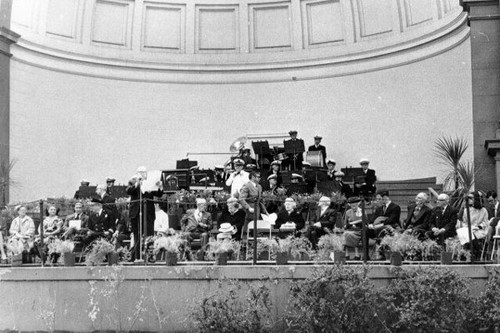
[
  {"left": 0, "top": 159, "right": 17, "bottom": 188},
  {"left": 456, "top": 161, "right": 475, "bottom": 193},
  {"left": 433, "top": 136, "right": 468, "bottom": 169}
]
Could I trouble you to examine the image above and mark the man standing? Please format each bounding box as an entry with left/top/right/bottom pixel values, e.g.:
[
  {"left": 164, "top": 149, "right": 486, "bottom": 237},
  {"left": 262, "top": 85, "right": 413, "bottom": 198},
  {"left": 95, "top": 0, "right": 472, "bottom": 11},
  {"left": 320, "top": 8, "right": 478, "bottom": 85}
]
[
  {"left": 126, "top": 166, "right": 163, "bottom": 261},
  {"left": 105, "top": 177, "right": 115, "bottom": 195},
  {"left": 240, "top": 171, "right": 269, "bottom": 229},
  {"left": 96, "top": 184, "right": 119, "bottom": 225},
  {"left": 354, "top": 158, "right": 377, "bottom": 197},
  {"left": 225, "top": 158, "right": 249, "bottom": 198},
  {"left": 308, "top": 135, "right": 327, "bottom": 167},
  {"left": 284, "top": 130, "right": 304, "bottom": 171},
  {"left": 426, "top": 193, "right": 458, "bottom": 244}
]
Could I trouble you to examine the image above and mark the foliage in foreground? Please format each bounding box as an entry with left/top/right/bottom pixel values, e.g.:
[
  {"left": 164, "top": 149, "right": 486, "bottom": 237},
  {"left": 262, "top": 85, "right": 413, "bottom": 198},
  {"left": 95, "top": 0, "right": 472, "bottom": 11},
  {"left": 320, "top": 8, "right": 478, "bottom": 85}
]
[
  {"left": 286, "top": 265, "right": 390, "bottom": 333},
  {"left": 192, "top": 280, "right": 273, "bottom": 333}
]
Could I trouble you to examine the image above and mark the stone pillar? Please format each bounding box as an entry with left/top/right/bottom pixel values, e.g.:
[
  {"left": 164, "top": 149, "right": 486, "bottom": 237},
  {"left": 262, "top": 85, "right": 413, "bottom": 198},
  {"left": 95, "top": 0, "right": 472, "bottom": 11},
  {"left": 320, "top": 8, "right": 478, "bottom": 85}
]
[
  {"left": 0, "top": 0, "right": 18, "bottom": 205},
  {"left": 462, "top": 0, "right": 500, "bottom": 191},
  {"left": 485, "top": 124, "right": 500, "bottom": 194}
]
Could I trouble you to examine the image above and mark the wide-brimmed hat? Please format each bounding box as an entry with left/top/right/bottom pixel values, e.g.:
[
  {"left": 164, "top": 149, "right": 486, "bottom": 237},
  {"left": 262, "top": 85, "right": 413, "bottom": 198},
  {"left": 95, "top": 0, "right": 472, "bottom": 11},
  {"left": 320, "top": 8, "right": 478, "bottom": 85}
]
[{"left": 219, "top": 223, "right": 237, "bottom": 234}]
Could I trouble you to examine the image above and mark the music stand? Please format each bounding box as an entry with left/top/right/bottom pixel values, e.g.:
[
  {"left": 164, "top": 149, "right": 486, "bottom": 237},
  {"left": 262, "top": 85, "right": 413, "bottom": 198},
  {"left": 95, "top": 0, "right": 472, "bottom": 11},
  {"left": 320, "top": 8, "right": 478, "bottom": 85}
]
[
  {"left": 252, "top": 141, "right": 271, "bottom": 169},
  {"left": 284, "top": 139, "right": 305, "bottom": 170}
]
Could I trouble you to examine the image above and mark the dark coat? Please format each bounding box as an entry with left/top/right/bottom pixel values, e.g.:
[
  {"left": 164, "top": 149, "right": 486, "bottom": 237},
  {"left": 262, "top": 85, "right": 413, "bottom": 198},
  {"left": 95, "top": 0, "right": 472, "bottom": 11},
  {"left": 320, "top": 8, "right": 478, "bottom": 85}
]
[
  {"left": 275, "top": 209, "right": 305, "bottom": 230},
  {"left": 429, "top": 205, "right": 458, "bottom": 236},
  {"left": 87, "top": 210, "right": 113, "bottom": 233},
  {"left": 311, "top": 207, "right": 338, "bottom": 230},
  {"left": 372, "top": 202, "right": 401, "bottom": 227},
  {"left": 404, "top": 204, "right": 432, "bottom": 230}
]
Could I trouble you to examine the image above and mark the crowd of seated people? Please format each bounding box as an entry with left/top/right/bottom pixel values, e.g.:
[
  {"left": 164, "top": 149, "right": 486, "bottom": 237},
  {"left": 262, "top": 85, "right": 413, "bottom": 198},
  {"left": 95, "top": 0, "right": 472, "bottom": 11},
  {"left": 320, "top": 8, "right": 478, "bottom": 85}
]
[{"left": 2, "top": 164, "right": 500, "bottom": 264}]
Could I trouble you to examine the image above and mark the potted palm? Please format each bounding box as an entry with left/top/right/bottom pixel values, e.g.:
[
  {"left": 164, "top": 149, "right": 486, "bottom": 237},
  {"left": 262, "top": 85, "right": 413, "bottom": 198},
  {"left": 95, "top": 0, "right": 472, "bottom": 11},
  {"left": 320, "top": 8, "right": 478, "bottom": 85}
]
[
  {"left": 289, "top": 236, "right": 313, "bottom": 261},
  {"left": 379, "top": 232, "right": 406, "bottom": 266},
  {"left": 48, "top": 239, "right": 76, "bottom": 266},
  {"left": 317, "top": 234, "right": 345, "bottom": 264},
  {"left": 153, "top": 234, "right": 185, "bottom": 266},
  {"left": 207, "top": 239, "right": 240, "bottom": 265}
]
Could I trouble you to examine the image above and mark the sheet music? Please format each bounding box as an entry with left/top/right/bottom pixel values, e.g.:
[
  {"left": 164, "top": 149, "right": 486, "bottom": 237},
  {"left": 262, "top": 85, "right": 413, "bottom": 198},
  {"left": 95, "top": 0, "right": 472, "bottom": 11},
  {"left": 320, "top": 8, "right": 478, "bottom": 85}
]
[{"left": 141, "top": 169, "right": 162, "bottom": 193}]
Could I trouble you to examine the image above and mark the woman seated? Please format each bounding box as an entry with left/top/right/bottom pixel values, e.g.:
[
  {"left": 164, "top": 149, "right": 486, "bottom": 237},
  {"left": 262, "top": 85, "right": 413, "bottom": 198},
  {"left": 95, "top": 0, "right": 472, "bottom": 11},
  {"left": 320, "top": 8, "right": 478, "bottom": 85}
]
[
  {"left": 343, "top": 197, "right": 363, "bottom": 260},
  {"left": 457, "top": 191, "right": 489, "bottom": 257},
  {"left": 38, "top": 205, "right": 64, "bottom": 241},
  {"left": 217, "top": 197, "right": 245, "bottom": 241},
  {"left": 8, "top": 205, "right": 36, "bottom": 260}
]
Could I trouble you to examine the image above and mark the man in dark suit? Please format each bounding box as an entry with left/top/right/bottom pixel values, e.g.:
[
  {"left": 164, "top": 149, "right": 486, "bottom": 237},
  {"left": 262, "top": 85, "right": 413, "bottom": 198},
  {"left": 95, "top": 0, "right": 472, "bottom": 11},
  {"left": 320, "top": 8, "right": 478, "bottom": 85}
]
[
  {"left": 354, "top": 158, "right": 377, "bottom": 197},
  {"left": 305, "top": 196, "right": 338, "bottom": 247},
  {"left": 308, "top": 135, "right": 327, "bottom": 167},
  {"left": 96, "top": 184, "right": 119, "bottom": 225},
  {"left": 426, "top": 193, "right": 457, "bottom": 244},
  {"left": 283, "top": 130, "right": 304, "bottom": 171},
  {"left": 404, "top": 192, "right": 432, "bottom": 239},
  {"left": 181, "top": 198, "right": 212, "bottom": 248},
  {"left": 126, "top": 166, "right": 164, "bottom": 260},
  {"left": 368, "top": 190, "right": 401, "bottom": 239},
  {"left": 82, "top": 200, "right": 113, "bottom": 245}
]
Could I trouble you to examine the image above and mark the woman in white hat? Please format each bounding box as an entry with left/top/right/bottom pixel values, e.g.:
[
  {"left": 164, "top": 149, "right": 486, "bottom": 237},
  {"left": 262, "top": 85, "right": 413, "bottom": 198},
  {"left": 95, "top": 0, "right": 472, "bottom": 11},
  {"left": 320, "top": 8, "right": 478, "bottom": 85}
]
[
  {"left": 217, "top": 223, "right": 237, "bottom": 240},
  {"left": 217, "top": 198, "right": 245, "bottom": 241}
]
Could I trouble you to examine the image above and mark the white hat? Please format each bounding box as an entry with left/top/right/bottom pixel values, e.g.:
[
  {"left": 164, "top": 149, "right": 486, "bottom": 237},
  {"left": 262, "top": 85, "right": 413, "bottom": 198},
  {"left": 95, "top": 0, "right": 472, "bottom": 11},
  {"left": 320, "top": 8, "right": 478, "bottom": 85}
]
[
  {"left": 136, "top": 166, "right": 147, "bottom": 173},
  {"left": 195, "top": 198, "right": 207, "bottom": 205},
  {"left": 218, "top": 223, "right": 237, "bottom": 234},
  {"left": 437, "top": 193, "right": 449, "bottom": 201},
  {"left": 271, "top": 160, "right": 281, "bottom": 166},
  {"left": 291, "top": 173, "right": 304, "bottom": 180},
  {"left": 334, "top": 171, "right": 345, "bottom": 177},
  {"left": 359, "top": 158, "right": 370, "bottom": 164}
]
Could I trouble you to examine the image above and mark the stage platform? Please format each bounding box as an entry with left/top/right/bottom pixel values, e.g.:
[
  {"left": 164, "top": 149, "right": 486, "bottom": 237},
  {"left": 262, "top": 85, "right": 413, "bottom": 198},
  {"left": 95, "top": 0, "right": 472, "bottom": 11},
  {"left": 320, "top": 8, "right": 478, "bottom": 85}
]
[{"left": 0, "top": 263, "right": 497, "bottom": 332}]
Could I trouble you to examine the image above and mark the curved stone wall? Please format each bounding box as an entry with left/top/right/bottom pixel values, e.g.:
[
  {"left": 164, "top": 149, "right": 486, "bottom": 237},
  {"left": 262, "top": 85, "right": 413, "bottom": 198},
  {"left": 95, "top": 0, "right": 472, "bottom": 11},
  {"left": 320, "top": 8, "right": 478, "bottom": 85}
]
[
  {"left": 10, "top": 0, "right": 467, "bottom": 82},
  {"left": 7, "top": 0, "right": 473, "bottom": 201}
]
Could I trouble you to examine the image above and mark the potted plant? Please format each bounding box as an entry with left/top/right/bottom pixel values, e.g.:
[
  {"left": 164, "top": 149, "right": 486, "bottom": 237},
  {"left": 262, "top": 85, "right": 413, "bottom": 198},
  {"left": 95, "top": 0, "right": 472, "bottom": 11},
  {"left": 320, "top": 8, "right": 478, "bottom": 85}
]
[
  {"left": 379, "top": 232, "right": 406, "bottom": 266},
  {"left": 444, "top": 238, "right": 463, "bottom": 263},
  {"left": 206, "top": 239, "right": 240, "bottom": 265},
  {"left": 6, "top": 238, "right": 24, "bottom": 267},
  {"left": 84, "top": 238, "right": 117, "bottom": 266},
  {"left": 421, "top": 239, "right": 441, "bottom": 261},
  {"left": 153, "top": 234, "right": 185, "bottom": 266},
  {"left": 48, "top": 239, "right": 76, "bottom": 266},
  {"left": 317, "top": 234, "right": 345, "bottom": 264},
  {"left": 289, "top": 236, "right": 313, "bottom": 261},
  {"left": 259, "top": 238, "right": 293, "bottom": 265}
]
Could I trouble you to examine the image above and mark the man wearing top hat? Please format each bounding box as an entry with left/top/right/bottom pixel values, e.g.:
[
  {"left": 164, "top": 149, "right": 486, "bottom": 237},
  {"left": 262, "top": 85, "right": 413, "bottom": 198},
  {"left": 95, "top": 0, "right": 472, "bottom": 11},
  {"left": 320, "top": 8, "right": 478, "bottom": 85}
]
[
  {"left": 283, "top": 130, "right": 304, "bottom": 171},
  {"left": 225, "top": 158, "right": 250, "bottom": 198},
  {"left": 308, "top": 135, "right": 327, "bottom": 167}
]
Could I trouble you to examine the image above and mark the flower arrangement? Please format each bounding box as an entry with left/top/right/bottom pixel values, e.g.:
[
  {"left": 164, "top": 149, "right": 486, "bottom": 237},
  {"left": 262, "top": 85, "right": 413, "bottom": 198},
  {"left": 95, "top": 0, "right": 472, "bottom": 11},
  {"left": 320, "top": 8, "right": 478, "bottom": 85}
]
[
  {"left": 318, "top": 234, "right": 344, "bottom": 255},
  {"left": 206, "top": 239, "right": 240, "bottom": 257},
  {"left": 445, "top": 238, "right": 471, "bottom": 261},
  {"left": 153, "top": 234, "right": 186, "bottom": 255},
  {"left": 84, "top": 238, "right": 116, "bottom": 266},
  {"left": 47, "top": 239, "right": 75, "bottom": 255},
  {"left": 260, "top": 237, "right": 294, "bottom": 255},
  {"left": 6, "top": 238, "right": 25, "bottom": 255}
]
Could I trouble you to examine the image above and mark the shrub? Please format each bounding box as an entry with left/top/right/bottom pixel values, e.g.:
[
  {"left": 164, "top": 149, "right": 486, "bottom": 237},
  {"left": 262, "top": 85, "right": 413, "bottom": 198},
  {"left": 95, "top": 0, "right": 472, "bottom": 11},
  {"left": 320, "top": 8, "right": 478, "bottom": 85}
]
[
  {"left": 385, "top": 266, "right": 471, "bottom": 333},
  {"left": 464, "top": 270, "right": 500, "bottom": 332},
  {"left": 285, "top": 265, "right": 390, "bottom": 333},
  {"left": 192, "top": 280, "right": 273, "bottom": 333}
]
